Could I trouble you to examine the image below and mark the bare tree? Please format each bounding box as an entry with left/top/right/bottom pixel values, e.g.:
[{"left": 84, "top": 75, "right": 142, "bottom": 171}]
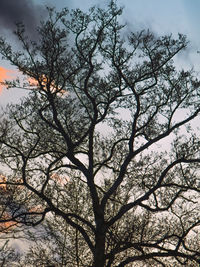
[{"left": 0, "top": 1, "right": 200, "bottom": 266}]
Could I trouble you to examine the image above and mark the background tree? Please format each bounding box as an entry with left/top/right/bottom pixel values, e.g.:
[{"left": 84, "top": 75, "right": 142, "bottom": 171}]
[
  {"left": 0, "top": 240, "right": 20, "bottom": 266},
  {"left": 0, "top": 1, "right": 200, "bottom": 266}
]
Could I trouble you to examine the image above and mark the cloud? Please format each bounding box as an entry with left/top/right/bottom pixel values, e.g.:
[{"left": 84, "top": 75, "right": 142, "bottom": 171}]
[{"left": 0, "top": 0, "right": 47, "bottom": 39}]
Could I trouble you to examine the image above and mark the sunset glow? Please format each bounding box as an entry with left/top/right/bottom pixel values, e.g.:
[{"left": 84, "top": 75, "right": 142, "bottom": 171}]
[
  {"left": 0, "top": 66, "right": 14, "bottom": 93},
  {"left": 51, "top": 173, "right": 69, "bottom": 185},
  {"left": 0, "top": 175, "right": 17, "bottom": 232},
  {"left": 28, "top": 76, "right": 66, "bottom": 95}
]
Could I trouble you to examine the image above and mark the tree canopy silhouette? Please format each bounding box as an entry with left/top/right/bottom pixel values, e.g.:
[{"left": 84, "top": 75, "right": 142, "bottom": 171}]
[{"left": 0, "top": 1, "right": 200, "bottom": 266}]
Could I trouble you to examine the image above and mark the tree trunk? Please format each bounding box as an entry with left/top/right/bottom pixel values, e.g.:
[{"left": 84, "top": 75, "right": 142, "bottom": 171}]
[{"left": 93, "top": 231, "right": 106, "bottom": 267}]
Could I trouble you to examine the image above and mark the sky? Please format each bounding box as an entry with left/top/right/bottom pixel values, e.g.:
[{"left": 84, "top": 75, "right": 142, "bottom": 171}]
[{"left": 0, "top": 0, "right": 200, "bottom": 104}]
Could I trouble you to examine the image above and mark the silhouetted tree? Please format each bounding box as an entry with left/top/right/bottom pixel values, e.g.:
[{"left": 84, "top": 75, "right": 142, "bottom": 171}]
[{"left": 0, "top": 2, "right": 200, "bottom": 266}]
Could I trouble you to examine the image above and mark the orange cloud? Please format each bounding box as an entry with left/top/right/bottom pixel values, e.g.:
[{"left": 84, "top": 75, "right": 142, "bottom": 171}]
[
  {"left": 0, "top": 217, "right": 17, "bottom": 233},
  {"left": 0, "top": 66, "right": 14, "bottom": 93},
  {"left": 0, "top": 68, "right": 67, "bottom": 94}
]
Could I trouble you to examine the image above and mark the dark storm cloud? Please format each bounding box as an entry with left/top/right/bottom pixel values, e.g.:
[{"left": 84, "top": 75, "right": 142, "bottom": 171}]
[{"left": 0, "top": 0, "right": 47, "bottom": 38}]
